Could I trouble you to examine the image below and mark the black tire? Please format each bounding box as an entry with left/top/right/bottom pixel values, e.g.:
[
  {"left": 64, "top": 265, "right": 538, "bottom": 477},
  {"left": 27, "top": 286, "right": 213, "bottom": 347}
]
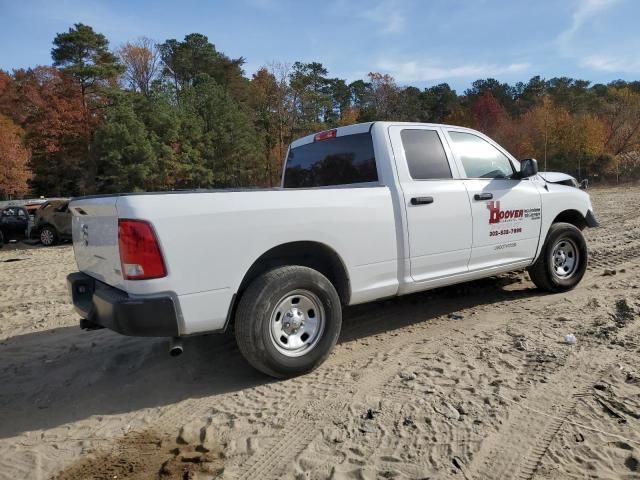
[
  {"left": 528, "top": 222, "right": 588, "bottom": 293},
  {"left": 235, "top": 266, "right": 342, "bottom": 378},
  {"left": 40, "top": 225, "right": 58, "bottom": 246},
  {"left": 0, "top": 230, "right": 4, "bottom": 247}
]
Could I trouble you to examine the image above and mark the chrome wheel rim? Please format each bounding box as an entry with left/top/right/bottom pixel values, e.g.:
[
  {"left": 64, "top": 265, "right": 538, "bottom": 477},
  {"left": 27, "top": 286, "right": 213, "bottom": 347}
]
[
  {"left": 551, "top": 237, "right": 579, "bottom": 279},
  {"left": 269, "top": 289, "right": 325, "bottom": 357},
  {"left": 41, "top": 229, "right": 53, "bottom": 245}
]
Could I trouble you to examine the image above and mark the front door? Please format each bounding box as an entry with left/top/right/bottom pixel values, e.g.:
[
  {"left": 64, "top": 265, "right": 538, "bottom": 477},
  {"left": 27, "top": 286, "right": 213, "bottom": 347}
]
[
  {"left": 389, "top": 126, "right": 473, "bottom": 283},
  {"left": 444, "top": 129, "right": 542, "bottom": 271}
]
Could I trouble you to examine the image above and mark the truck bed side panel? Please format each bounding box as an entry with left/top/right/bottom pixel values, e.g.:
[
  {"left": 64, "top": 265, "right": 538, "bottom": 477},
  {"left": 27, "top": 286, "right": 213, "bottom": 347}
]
[{"left": 112, "top": 187, "right": 398, "bottom": 333}]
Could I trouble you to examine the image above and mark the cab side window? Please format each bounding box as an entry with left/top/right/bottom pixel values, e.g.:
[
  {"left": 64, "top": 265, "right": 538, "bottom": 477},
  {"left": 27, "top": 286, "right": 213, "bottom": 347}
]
[
  {"left": 448, "top": 131, "right": 514, "bottom": 179},
  {"left": 401, "top": 129, "right": 452, "bottom": 180}
]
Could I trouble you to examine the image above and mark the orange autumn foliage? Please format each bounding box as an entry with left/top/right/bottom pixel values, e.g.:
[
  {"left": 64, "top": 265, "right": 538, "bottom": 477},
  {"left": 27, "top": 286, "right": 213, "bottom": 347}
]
[{"left": 0, "top": 114, "right": 31, "bottom": 198}]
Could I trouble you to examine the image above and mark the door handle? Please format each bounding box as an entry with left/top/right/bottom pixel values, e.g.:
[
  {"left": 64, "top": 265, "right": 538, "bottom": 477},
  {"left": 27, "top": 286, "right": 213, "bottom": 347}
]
[
  {"left": 474, "top": 193, "right": 493, "bottom": 201},
  {"left": 410, "top": 196, "right": 434, "bottom": 205}
]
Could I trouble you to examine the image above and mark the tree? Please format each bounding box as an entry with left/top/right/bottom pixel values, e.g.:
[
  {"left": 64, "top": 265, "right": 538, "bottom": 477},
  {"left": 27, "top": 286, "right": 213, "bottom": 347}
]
[
  {"left": 510, "top": 96, "right": 572, "bottom": 171},
  {"left": 92, "top": 95, "right": 157, "bottom": 193},
  {"left": 158, "top": 33, "right": 248, "bottom": 101},
  {"left": 118, "top": 37, "right": 161, "bottom": 96},
  {"left": 289, "top": 62, "right": 332, "bottom": 133},
  {"left": 348, "top": 79, "right": 371, "bottom": 110},
  {"left": 179, "top": 76, "right": 263, "bottom": 187},
  {"left": 51, "top": 23, "right": 123, "bottom": 109},
  {"left": 266, "top": 62, "right": 296, "bottom": 166},
  {"left": 2, "top": 67, "right": 90, "bottom": 195},
  {"left": 326, "top": 78, "right": 351, "bottom": 125},
  {"left": 0, "top": 114, "right": 31, "bottom": 198},
  {"left": 396, "top": 86, "right": 422, "bottom": 122},
  {"left": 366, "top": 72, "right": 399, "bottom": 120},
  {"left": 602, "top": 87, "right": 640, "bottom": 155},
  {"left": 545, "top": 77, "right": 599, "bottom": 114},
  {"left": 471, "top": 91, "right": 509, "bottom": 138},
  {"left": 250, "top": 68, "right": 281, "bottom": 185},
  {"left": 465, "top": 78, "right": 516, "bottom": 113},
  {"left": 444, "top": 107, "right": 474, "bottom": 128},
  {"left": 513, "top": 75, "right": 546, "bottom": 115},
  {"left": 421, "top": 83, "right": 458, "bottom": 123}
]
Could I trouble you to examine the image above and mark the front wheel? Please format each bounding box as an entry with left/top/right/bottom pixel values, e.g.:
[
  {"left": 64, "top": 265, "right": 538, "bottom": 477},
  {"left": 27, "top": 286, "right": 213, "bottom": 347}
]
[
  {"left": 234, "top": 266, "right": 342, "bottom": 378},
  {"left": 40, "top": 226, "right": 58, "bottom": 246},
  {"left": 528, "top": 222, "right": 588, "bottom": 292}
]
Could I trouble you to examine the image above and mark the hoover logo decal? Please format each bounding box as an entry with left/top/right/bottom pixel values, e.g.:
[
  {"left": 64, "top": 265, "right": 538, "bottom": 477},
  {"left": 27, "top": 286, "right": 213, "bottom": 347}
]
[{"left": 487, "top": 201, "right": 523, "bottom": 224}]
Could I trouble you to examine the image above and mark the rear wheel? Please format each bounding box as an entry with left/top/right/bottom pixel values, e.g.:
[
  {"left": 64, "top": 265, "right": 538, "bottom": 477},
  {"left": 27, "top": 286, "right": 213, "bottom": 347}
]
[
  {"left": 235, "top": 266, "right": 342, "bottom": 378},
  {"left": 40, "top": 225, "right": 58, "bottom": 246},
  {"left": 528, "top": 222, "right": 588, "bottom": 292}
]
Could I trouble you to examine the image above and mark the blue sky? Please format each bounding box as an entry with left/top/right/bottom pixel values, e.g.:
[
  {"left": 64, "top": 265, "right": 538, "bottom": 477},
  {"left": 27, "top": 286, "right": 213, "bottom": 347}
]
[{"left": 1, "top": 0, "right": 638, "bottom": 91}]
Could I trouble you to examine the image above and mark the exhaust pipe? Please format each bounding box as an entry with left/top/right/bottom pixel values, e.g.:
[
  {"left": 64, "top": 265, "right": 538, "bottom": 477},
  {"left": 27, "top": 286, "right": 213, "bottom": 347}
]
[{"left": 169, "top": 337, "right": 183, "bottom": 357}]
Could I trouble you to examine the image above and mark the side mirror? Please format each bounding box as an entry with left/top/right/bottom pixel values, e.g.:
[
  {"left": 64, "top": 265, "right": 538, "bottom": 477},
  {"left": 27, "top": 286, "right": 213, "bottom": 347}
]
[
  {"left": 579, "top": 179, "right": 588, "bottom": 190},
  {"left": 516, "top": 158, "right": 538, "bottom": 179}
]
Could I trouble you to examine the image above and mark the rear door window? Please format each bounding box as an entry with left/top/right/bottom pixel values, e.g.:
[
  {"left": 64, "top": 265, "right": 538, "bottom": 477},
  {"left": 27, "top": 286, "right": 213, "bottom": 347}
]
[
  {"left": 283, "top": 133, "right": 377, "bottom": 188},
  {"left": 401, "top": 129, "right": 452, "bottom": 180}
]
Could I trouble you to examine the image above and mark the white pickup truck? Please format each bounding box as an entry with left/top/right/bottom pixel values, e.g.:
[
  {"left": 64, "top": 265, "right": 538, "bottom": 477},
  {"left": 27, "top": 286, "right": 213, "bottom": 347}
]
[{"left": 67, "top": 122, "right": 598, "bottom": 377}]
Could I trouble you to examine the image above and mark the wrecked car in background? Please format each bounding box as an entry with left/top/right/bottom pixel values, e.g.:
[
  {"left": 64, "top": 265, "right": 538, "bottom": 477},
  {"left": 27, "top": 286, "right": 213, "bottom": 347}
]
[
  {"left": 34, "top": 199, "right": 72, "bottom": 246},
  {"left": 0, "top": 206, "right": 33, "bottom": 246}
]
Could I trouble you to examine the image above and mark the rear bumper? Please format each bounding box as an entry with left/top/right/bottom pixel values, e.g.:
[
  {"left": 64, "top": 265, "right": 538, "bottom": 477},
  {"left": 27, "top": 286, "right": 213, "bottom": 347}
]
[{"left": 67, "top": 272, "right": 179, "bottom": 337}]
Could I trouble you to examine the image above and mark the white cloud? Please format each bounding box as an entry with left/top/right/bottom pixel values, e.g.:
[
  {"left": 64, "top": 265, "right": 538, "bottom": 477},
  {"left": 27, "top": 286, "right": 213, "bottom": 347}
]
[
  {"left": 375, "top": 58, "right": 530, "bottom": 83},
  {"left": 556, "top": 0, "right": 639, "bottom": 75},
  {"left": 582, "top": 54, "right": 640, "bottom": 73},
  {"left": 557, "top": 0, "right": 621, "bottom": 52},
  {"left": 360, "top": 1, "right": 406, "bottom": 34}
]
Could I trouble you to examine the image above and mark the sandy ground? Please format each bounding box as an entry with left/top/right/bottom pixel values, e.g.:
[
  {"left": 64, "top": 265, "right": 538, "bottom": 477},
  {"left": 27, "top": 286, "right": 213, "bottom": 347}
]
[{"left": 0, "top": 186, "right": 639, "bottom": 480}]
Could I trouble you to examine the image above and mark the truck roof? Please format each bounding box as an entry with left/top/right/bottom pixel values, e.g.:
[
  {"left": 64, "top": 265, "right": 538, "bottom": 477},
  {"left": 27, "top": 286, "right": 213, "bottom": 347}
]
[{"left": 290, "top": 121, "right": 467, "bottom": 148}]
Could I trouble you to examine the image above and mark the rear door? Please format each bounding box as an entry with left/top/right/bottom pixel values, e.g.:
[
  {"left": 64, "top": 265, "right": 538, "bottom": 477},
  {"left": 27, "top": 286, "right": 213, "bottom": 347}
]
[
  {"left": 389, "top": 125, "right": 472, "bottom": 282},
  {"left": 444, "top": 129, "right": 542, "bottom": 271}
]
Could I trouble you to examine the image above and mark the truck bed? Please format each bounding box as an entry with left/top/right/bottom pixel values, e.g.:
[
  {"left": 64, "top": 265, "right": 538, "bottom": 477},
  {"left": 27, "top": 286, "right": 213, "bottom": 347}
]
[{"left": 70, "top": 186, "right": 399, "bottom": 334}]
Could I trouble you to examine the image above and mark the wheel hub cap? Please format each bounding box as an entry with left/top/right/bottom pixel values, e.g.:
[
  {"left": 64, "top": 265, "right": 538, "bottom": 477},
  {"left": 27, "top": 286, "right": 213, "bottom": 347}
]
[
  {"left": 551, "top": 238, "right": 579, "bottom": 278},
  {"left": 269, "top": 290, "right": 325, "bottom": 357},
  {"left": 282, "top": 308, "right": 304, "bottom": 335},
  {"left": 41, "top": 230, "right": 53, "bottom": 244}
]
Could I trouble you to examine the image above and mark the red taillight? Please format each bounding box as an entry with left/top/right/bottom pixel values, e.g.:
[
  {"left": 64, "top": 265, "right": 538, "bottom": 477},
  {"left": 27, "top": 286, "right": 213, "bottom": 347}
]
[
  {"left": 313, "top": 129, "right": 337, "bottom": 142},
  {"left": 118, "top": 219, "right": 167, "bottom": 280}
]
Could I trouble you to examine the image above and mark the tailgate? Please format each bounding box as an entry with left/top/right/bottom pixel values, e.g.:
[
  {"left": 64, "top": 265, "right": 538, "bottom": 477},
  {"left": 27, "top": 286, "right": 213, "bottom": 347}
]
[{"left": 70, "top": 197, "right": 123, "bottom": 288}]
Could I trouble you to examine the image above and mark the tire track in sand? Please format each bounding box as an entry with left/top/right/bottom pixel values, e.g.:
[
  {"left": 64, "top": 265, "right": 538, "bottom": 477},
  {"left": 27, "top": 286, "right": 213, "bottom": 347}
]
[
  {"left": 234, "top": 314, "right": 509, "bottom": 479},
  {"left": 466, "top": 315, "right": 640, "bottom": 480}
]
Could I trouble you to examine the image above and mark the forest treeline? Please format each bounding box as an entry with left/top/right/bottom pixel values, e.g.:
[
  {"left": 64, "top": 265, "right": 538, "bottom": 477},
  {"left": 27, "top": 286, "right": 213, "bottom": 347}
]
[{"left": 1, "top": 23, "right": 640, "bottom": 199}]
